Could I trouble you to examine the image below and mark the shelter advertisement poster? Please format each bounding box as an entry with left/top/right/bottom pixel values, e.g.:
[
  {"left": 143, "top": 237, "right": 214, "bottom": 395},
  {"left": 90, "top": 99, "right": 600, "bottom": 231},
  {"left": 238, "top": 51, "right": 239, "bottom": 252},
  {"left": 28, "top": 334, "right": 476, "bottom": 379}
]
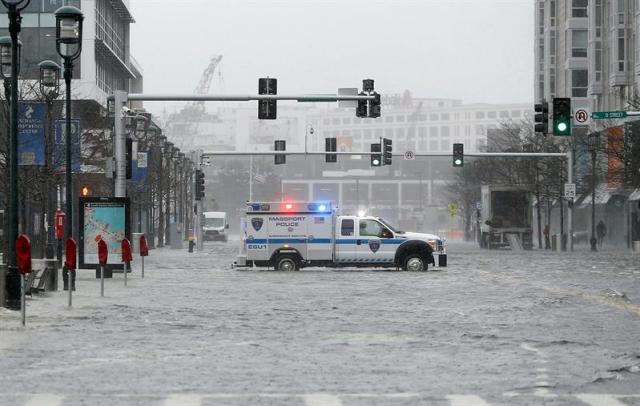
[
  {"left": 18, "top": 102, "right": 46, "bottom": 166},
  {"left": 54, "top": 119, "right": 82, "bottom": 172},
  {"left": 79, "top": 197, "right": 130, "bottom": 270}
]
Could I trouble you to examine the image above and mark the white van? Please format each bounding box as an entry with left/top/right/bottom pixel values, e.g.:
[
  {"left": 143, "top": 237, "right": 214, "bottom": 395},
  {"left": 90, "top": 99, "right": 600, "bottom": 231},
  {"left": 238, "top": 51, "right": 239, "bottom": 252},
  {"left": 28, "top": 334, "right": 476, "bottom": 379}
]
[{"left": 202, "top": 211, "right": 229, "bottom": 242}]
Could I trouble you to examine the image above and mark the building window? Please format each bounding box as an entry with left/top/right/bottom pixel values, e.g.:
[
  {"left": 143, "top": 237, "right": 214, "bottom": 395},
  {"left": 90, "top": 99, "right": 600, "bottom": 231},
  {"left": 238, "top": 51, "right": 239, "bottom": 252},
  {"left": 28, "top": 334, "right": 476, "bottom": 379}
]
[
  {"left": 323, "top": 119, "right": 330, "bottom": 126},
  {"left": 500, "top": 111, "right": 509, "bottom": 118},
  {"left": 429, "top": 127, "right": 439, "bottom": 137},
  {"left": 385, "top": 116, "right": 394, "bottom": 123},
  {"left": 594, "top": 41, "right": 602, "bottom": 81},
  {"left": 617, "top": 28, "right": 626, "bottom": 72},
  {"left": 441, "top": 113, "right": 450, "bottom": 121},
  {"left": 332, "top": 118, "right": 340, "bottom": 125},
  {"left": 572, "top": 30, "right": 588, "bottom": 57},
  {"left": 571, "top": 69, "right": 588, "bottom": 97},
  {"left": 511, "top": 110, "right": 521, "bottom": 117},
  {"left": 396, "top": 115, "right": 405, "bottom": 122},
  {"left": 488, "top": 112, "right": 496, "bottom": 119},
  {"left": 441, "top": 127, "right": 450, "bottom": 137},
  {"left": 396, "top": 128, "right": 405, "bottom": 137},
  {"left": 429, "top": 114, "right": 439, "bottom": 121},
  {"left": 572, "top": 0, "right": 588, "bottom": 18},
  {"left": 342, "top": 118, "right": 350, "bottom": 125},
  {"left": 475, "top": 111, "right": 485, "bottom": 119}
]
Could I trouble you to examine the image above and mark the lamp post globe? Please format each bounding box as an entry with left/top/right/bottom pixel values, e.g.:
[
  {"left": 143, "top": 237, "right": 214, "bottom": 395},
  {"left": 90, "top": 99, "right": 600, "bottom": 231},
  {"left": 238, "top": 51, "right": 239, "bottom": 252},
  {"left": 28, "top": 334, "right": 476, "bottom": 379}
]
[
  {"left": 0, "top": 36, "right": 21, "bottom": 79},
  {"left": 0, "top": 0, "right": 30, "bottom": 11},
  {"left": 38, "top": 60, "right": 61, "bottom": 96},
  {"left": 55, "top": 6, "right": 84, "bottom": 59}
]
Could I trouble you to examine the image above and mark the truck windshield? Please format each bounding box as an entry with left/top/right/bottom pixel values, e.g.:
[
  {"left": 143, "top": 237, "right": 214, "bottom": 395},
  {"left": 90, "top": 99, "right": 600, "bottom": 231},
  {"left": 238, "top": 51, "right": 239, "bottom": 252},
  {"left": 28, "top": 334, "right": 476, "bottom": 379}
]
[
  {"left": 378, "top": 218, "right": 402, "bottom": 233},
  {"left": 204, "top": 218, "right": 225, "bottom": 227}
]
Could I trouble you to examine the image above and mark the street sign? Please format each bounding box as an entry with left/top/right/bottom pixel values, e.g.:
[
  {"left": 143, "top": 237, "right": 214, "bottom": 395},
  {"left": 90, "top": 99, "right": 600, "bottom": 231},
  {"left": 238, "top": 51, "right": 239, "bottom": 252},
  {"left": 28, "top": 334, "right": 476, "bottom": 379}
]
[
  {"left": 592, "top": 111, "right": 627, "bottom": 119},
  {"left": 564, "top": 183, "right": 576, "bottom": 199},
  {"left": 574, "top": 108, "right": 590, "bottom": 125},
  {"left": 404, "top": 150, "right": 415, "bottom": 160}
]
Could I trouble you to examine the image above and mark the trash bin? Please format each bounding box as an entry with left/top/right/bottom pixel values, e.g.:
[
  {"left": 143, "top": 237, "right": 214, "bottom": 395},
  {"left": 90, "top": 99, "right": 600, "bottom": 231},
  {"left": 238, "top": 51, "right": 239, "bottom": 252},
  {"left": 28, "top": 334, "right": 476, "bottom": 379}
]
[
  {"left": 551, "top": 234, "right": 559, "bottom": 251},
  {"left": 633, "top": 241, "right": 640, "bottom": 252}
]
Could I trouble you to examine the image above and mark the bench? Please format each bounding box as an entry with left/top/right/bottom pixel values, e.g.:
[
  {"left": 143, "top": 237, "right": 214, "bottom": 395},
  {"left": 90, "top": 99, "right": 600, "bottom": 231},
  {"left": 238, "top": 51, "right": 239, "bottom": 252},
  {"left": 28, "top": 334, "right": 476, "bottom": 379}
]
[{"left": 25, "top": 259, "right": 59, "bottom": 296}]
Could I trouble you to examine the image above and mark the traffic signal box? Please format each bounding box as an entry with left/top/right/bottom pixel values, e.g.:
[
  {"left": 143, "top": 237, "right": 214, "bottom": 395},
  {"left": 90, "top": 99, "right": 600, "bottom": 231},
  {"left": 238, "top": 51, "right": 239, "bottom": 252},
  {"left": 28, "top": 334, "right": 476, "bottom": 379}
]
[
  {"left": 553, "top": 97, "right": 572, "bottom": 136},
  {"left": 274, "top": 140, "right": 286, "bottom": 165},
  {"left": 383, "top": 138, "right": 392, "bottom": 166},
  {"left": 325, "top": 137, "right": 337, "bottom": 163},
  {"left": 453, "top": 143, "right": 464, "bottom": 167},
  {"left": 195, "top": 169, "right": 205, "bottom": 200},
  {"left": 258, "top": 77, "right": 277, "bottom": 120},
  {"left": 534, "top": 101, "right": 549, "bottom": 135},
  {"left": 371, "top": 143, "right": 382, "bottom": 167}
]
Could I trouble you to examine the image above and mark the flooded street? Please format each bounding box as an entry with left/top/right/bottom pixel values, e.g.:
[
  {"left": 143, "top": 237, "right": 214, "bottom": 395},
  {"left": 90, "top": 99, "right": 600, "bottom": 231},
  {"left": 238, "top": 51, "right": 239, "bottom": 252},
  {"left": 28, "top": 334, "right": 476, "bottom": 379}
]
[{"left": 2, "top": 242, "right": 639, "bottom": 405}]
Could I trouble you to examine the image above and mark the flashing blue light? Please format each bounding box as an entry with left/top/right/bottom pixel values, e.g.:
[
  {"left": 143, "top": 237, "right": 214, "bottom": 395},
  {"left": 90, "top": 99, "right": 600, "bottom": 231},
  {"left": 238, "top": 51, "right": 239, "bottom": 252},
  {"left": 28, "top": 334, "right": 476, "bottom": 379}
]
[{"left": 318, "top": 204, "right": 327, "bottom": 212}]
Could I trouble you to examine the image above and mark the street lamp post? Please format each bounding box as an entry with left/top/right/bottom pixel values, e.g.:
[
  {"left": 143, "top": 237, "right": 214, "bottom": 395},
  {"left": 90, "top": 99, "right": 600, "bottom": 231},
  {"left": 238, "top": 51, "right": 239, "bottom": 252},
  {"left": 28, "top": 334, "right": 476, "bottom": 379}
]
[
  {"left": 39, "top": 60, "right": 61, "bottom": 289},
  {"left": 589, "top": 132, "right": 600, "bottom": 252},
  {"left": 165, "top": 142, "right": 174, "bottom": 246},
  {"left": 55, "top": 6, "right": 83, "bottom": 244},
  {"left": 0, "top": 0, "right": 29, "bottom": 310}
]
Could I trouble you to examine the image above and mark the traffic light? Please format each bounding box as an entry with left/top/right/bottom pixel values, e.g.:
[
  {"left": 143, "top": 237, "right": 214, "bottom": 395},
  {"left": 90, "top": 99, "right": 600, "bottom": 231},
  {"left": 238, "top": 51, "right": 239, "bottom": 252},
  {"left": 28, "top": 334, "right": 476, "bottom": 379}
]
[
  {"left": 258, "top": 77, "right": 277, "bottom": 119},
  {"left": 274, "top": 140, "right": 286, "bottom": 165},
  {"left": 126, "top": 137, "right": 133, "bottom": 179},
  {"left": 80, "top": 185, "right": 90, "bottom": 197},
  {"left": 453, "top": 143, "right": 464, "bottom": 167},
  {"left": 325, "top": 137, "right": 337, "bottom": 163},
  {"left": 553, "top": 97, "right": 572, "bottom": 136},
  {"left": 534, "top": 101, "right": 549, "bottom": 135},
  {"left": 195, "top": 169, "right": 205, "bottom": 200},
  {"left": 371, "top": 143, "right": 381, "bottom": 167},
  {"left": 382, "top": 138, "right": 392, "bottom": 166},
  {"left": 369, "top": 92, "right": 381, "bottom": 118},
  {"left": 356, "top": 92, "right": 368, "bottom": 118}
]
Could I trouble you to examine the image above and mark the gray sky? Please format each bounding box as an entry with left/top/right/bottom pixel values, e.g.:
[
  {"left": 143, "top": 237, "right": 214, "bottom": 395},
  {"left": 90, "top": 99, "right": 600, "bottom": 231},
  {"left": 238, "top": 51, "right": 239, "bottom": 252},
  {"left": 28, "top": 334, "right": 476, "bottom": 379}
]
[{"left": 129, "top": 0, "right": 533, "bottom": 115}]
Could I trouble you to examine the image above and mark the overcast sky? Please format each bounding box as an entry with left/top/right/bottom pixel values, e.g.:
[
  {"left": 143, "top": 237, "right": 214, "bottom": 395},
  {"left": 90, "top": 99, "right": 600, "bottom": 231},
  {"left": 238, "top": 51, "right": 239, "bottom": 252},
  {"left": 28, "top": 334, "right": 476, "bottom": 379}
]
[{"left": 129, "top": 0, "right": 533, "bottom": 115}]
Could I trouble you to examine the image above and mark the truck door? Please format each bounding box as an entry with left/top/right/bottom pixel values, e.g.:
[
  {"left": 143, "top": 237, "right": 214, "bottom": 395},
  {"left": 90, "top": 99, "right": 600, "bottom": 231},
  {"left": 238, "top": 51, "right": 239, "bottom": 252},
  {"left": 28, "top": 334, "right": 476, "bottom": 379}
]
[
  {"left": 356, "top": 219, "right": 396, "bottom": 264},
  {"left": 335, "top": 217, "right": 359, "bottom": 262}
]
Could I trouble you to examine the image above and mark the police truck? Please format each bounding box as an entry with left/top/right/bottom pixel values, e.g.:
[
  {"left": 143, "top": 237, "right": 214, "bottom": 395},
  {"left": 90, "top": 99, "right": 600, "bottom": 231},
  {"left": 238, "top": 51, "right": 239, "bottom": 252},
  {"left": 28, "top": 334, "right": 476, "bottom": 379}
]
[{"left": 235, "top": 201, "right": 447, "bottom": 271}]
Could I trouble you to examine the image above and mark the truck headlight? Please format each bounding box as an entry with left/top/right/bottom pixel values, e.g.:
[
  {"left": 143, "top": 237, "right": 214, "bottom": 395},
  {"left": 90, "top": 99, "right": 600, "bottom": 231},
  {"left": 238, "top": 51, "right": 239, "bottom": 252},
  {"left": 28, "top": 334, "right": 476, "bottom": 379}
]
[{"left": 427, "top": 240, "right": 436, "bottom": 250}]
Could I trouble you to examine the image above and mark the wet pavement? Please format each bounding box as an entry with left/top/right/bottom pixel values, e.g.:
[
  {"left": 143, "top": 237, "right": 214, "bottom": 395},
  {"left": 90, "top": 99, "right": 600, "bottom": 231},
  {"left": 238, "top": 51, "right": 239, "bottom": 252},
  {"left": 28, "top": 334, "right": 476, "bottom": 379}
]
[{"left": 1, "top": 241, "right": 639, "bottom": 405}]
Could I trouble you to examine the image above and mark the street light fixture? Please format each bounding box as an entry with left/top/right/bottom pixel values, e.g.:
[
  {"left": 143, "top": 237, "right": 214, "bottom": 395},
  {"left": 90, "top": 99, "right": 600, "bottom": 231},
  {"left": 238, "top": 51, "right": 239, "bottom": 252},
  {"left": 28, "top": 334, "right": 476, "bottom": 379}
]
[
  {"left": 55, "top": 5, "right": 83, "bottom": 244},
  {"left": 38, "top": 60, "right": 61, "bottom": 98},
  {"left": 1, "top": 0, "right": 29, "bottom": 311}
]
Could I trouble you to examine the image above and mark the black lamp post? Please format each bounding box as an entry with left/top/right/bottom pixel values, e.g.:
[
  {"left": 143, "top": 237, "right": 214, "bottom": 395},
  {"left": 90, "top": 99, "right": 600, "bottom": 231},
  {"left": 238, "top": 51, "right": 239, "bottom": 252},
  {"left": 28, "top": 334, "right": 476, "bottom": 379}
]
[
  {"left": 38, "top": 60, "right": 61, "bottom": 287},
  {"left": 0, "top": 0, "right": 28, "bottom": 310},
  {"left": 589, "top": 132, "right": 600, "bottom": 252},
  {"left": 55, "top": 5, "right": 83, "bottom": 244}
]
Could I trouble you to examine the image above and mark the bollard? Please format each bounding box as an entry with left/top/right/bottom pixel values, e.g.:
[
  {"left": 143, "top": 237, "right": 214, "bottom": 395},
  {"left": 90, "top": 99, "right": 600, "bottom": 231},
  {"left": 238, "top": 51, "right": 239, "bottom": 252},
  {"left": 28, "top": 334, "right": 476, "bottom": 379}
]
[
  {"left": 16, "top": 235, "right": 32, "bottom": 326},
  {"left": 188, "top": 237, "right": 195, "bottom": 253},
  {"left": 121, "top": 239, "right": 133, "bottom": 286},
  {"left": 139, "top": 235, "right": 149, "bottom": 278},
  {"left": 98, "top": 239, "right": 108, "bottom": 297},
  {"left": 65, "top": 239, "right": 77, "bottom": 308}
]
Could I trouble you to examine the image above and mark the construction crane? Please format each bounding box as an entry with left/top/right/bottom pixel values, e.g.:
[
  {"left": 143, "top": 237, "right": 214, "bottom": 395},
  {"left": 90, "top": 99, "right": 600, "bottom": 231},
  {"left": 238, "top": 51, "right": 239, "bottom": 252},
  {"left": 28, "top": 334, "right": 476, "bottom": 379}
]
[
  {"left": 166, "top": 55, "right": 223, "bottom": 151},
  {"left": 188, "top": 54, "right": 223, "bottom": 114}
]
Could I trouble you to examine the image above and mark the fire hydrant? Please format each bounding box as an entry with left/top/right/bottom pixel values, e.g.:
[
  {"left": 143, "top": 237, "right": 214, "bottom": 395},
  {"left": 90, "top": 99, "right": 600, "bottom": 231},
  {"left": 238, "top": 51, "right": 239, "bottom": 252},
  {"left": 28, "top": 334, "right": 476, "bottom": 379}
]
[{"left": 188, "top": 236, "right": 195, "bottom": 253}]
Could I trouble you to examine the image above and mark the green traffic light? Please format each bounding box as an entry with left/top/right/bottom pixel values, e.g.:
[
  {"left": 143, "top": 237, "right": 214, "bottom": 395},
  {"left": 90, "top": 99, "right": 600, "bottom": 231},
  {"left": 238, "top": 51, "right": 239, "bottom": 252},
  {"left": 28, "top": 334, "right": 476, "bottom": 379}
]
[
  {"left": 557, "top": 122, "right": 567, "bottom": 132},
  {"left": 372, "top": 159, "right": 380, "bottom": 166},
  {"left": 454, "top": 159, "right": 462, "bottom": 166}
]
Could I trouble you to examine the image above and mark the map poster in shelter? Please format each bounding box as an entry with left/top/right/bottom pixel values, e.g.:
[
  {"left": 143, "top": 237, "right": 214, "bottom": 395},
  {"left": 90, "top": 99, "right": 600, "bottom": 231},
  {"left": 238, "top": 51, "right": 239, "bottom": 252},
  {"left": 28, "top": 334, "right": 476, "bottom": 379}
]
[{"left": 79, "top": 197, "right": 130, "bottom": 270}]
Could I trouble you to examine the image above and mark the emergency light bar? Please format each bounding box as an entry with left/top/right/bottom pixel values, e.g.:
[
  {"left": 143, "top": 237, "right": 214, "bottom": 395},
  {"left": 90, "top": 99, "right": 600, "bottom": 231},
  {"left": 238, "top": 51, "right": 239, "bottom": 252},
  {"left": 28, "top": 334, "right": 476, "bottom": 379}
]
[{"left": 246, "top": 201, "right": 333, "bottom": 213}]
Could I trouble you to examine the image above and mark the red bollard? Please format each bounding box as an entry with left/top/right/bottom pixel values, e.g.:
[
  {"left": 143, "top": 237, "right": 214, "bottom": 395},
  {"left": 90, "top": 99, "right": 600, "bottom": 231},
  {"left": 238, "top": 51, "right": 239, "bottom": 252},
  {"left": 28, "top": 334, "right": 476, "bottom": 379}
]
[
  {"left": 121, "top": 238, "right": 132, "bottom": 286},
  {"left": 98, "top": 239, "right": 108, "bottom": 297},
  {"left": 139, "top": 235, "right": 149, "bottom": 279},
  {"left": 16, "top": 234, "right": 32, "bottom": 326},
  {"left": 65, "top": 238, "right": 77, "bottom": 307}
]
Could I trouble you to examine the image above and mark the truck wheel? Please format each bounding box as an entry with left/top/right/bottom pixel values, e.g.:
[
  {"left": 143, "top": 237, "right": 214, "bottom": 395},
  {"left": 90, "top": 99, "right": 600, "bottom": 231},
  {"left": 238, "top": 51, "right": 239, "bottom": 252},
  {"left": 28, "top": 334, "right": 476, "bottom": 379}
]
[
  {"left": 403, "top": 254, "right": 427, "bottom": 272},
  {"left": 275, "top": 255, "right": 299, "bottom": 272}
]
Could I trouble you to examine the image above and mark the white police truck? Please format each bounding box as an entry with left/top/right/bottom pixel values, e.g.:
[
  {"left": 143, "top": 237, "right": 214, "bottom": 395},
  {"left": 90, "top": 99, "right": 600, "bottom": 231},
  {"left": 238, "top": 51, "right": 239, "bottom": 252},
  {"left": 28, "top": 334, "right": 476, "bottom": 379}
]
[{"left": 235, "top": 201, "right": 447, "bottom": 271}]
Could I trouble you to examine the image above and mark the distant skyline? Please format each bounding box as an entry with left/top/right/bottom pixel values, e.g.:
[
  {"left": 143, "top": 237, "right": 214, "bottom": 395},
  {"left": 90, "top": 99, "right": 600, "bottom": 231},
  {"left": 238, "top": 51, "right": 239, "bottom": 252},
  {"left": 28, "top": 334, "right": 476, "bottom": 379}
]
[{"left": 129, "top": 0, "right": 534, "bottom": 115}]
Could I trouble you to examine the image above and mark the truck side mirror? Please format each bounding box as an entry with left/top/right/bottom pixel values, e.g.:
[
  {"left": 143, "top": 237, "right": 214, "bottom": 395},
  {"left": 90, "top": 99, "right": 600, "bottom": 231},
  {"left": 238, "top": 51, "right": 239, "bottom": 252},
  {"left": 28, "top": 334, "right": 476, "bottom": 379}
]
[{"left": 225, "top": 224, "right": 229, "bottom": 229}]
